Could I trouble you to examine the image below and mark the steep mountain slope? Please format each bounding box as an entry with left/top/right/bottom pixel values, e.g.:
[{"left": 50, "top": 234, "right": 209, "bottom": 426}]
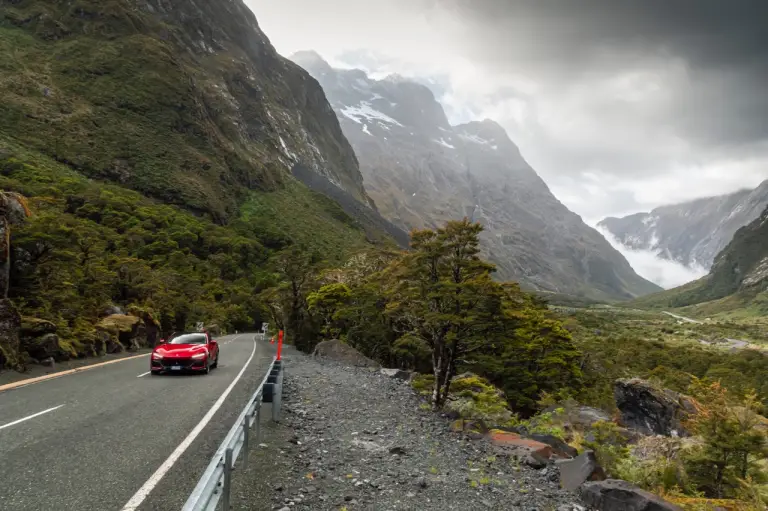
[
  {"left": 631, "top": 204, "right": 768, "bottom": 315},
  {"left": 293, "top": 51, "right": 661, "bottom": 301},
  {"left": 599, "top": 180, "right": 768, "bottom": 270},
  {"left": 0, "top": 0, "right": 399, "bottom": 368},
  {"left": 1, "top": 0, "right": 379, "bottom": 220}
]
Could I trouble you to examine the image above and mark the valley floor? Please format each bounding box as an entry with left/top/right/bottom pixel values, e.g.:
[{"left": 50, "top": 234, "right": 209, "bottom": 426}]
[{"left": 234, "top": 347, "right": 582, "bottom": 511}]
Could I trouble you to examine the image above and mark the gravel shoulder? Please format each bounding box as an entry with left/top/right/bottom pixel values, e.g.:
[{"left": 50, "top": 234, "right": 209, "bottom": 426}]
[{"left": 234, "top": 346, "right": 581, "bottom": 510}]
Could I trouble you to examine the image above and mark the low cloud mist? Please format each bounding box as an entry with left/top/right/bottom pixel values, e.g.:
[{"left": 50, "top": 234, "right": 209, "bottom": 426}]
[{"left": 597, "top": 227, "right": 708, "bottom": 289}]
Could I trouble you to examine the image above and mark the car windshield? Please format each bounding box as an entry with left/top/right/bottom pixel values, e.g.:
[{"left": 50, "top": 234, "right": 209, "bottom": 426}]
[{"left": 168, "top": 333, "right": 207, "bottom": 345}]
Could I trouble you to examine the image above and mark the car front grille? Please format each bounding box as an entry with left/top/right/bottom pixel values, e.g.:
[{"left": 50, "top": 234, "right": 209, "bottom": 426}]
[{"left": 161, "top": 357, "right": 193, "bottom": 368}]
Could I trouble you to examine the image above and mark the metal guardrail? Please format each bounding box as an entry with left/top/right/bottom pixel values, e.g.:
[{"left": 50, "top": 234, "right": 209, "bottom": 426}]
[{"left": 182, "top": 348, "right": 284, "bottom": 511}]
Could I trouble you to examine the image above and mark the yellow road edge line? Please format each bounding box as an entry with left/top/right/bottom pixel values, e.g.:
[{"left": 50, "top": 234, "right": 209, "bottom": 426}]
[{"left": 0, "top": 353, "right": 150, "bottom": 393}]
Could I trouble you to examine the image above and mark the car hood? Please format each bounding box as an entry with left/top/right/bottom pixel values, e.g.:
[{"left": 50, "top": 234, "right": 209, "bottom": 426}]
[{"left": 154, "top": 344, "right": 208, "bottom": 357}]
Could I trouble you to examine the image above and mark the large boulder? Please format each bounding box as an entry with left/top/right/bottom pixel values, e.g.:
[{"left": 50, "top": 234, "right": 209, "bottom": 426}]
[
  {"left": 312, "top": 339, "right": 380, "bottom": 368},
  {"left": 490, "top": 431, "right": 554, "bottom": 468},
  {"left": 530, "top": 434, "right": 579, "bottom": 459},
  {"left": 580, "top": 479, "right": 682, "bottom": 511},
  {"left": 0, "top": 298, "right": 21, "bottom": 369},
  {"left": 96, "top": 314, "right": 147, "bottom": 352},
  {"left": 21, "top": 333, "right": 59, "bottom": 361},
  {"left": 128, "top": 308, "right": 161, "bottom": 347},
  {"left": 614, "top": 379, "right": 696, "bottom": 437},
  {"left": 556, "top": 451, "right": 606, "bottom": 490}
]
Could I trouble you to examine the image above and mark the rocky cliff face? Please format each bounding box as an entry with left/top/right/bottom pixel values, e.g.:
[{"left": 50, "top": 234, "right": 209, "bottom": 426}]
[
  {"left": 293, "top": 51, "right": 661, "bottom": 300},
  {"left": 706, "top": 204, "right": 768, "bottom": 297},
  {"left": 599, "top": 180, "right": 768, "bottom": 270},
  {"left": 1, "top": 0, "right": 373, "bottom": 221}
]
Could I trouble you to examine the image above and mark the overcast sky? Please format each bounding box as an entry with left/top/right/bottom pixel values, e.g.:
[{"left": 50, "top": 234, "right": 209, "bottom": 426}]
[{"left": 247, "top": 0, "right": 768, "bottom": 228}]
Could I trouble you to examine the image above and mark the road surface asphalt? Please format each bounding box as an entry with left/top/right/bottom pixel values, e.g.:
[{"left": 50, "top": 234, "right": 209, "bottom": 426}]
[{"left": 0, "top": 333, "right": 274, "bottom": 511}]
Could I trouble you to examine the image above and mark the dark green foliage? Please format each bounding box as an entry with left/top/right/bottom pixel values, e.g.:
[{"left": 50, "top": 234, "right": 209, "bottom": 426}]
[
  {"left": 683, "top": 382, "right": 768, "bottom": 499},
  {"left": 268, "top": 220, "right": 584, "bottom": 414},
  {"left": 565, "top": 309, "right": 768, "bottom": 411},
  {"left": 0, "top": 145, "right": 375, "bottom": 361}
]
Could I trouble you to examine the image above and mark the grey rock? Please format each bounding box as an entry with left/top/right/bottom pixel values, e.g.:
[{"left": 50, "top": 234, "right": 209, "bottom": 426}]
[
  {"left": 614, "top": 379, "right": 696, "bottom": 437},
  {"left": 380, "top": 368, "right": 412, "bottom": 380},
  {"left": 241, "top": 346, "right": 580, "bottom": 510},
  {"left": 580, "top": 479, "right": 682, "bottom": 511},
  {"left": 556, "top": 451, "right": 606, "bottom": 490},
  {"left": 312, "top": 339, "right": 380, "bottom": 368},
  {"left": 21, "top": 333, "right": 60, "bottom": 361}
]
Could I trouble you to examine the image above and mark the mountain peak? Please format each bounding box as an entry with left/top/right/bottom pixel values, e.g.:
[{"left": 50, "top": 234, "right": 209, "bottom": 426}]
[
  {"left": 291, "top": 50, "right": 334, "bottom": 76},
  {"left": 454, "top": 119, "right": 521, "bottom": 158}
]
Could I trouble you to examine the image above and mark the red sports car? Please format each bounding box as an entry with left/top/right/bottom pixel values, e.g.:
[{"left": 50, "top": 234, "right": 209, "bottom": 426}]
[{"left": 150, "top": 331, "right": 219, "bottom": 375}]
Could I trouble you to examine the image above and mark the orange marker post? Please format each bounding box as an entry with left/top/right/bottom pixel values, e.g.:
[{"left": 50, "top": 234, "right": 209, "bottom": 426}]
[{"left": 277, "top": 330, "right": 284, "bottom": 361}]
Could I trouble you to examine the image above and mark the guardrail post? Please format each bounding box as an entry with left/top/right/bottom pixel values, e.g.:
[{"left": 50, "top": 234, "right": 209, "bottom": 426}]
[
  {"left": 255, "top": 403, "right": 261, "bottom": 443},
  {"left": 242, "top": 415, "right": 250, "bottom": 468},
  {"left": 272, "top": 370, "right": 282, "bottom": 422},
  {"left": 222, "top": 448, "right": 233, "bottom": 511}
]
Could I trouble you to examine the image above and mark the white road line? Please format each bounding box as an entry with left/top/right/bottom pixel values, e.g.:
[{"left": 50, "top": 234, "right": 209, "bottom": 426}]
[
  {"left": 136, "top": 371, "right": 151, "bottom": 378},
  {"left": 121, "top": 335, "right": 252, "bottom": 511},
  {"left": 0, "top": 404, "right": 65, "bottom": 431}
]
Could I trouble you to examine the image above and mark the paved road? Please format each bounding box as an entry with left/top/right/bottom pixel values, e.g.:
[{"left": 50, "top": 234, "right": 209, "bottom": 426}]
[
  {"left": 662, "top": 311, "right": 704, "bottom": 324},
  {"left": 0, "top": 333, "right": 274, "bottom": 511}
]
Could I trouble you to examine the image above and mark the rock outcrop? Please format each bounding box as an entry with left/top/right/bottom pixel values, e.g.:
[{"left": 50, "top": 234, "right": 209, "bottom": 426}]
[
  {"left": 614, "top": 379, "right": 697, "bottom": 437},
  {"left": 312, "top": 339, "right": 380, "bottom": 368},
  {"left": 0, "top": 299, "right": 21, "bottom": 369},
  {"left": 96, "top": 314, "right": 148, "bottom": 353},
  {"left": 19, "top": 317, "right": 61, "bottom": 362},
  {"left": 580, "top": 479, "right": 682, "bottom": 511}
]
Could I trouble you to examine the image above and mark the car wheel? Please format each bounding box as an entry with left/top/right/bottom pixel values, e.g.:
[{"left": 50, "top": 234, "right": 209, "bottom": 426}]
[
  {"left": 203, "top": 360, "right": 210, "bottom": 375},
  {"left": 212, "top": 355, "right": 219, "bottom": 369}
]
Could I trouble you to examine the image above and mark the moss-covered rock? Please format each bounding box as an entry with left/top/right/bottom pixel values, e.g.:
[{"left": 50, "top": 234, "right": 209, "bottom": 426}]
[
  {"left": 21, "top": 332, "right": 58, "bottom": 361},
  {"left": 20, "top": 317, "right": 56, "bottom": 337},
  {"left": 0, "top": 298, "right": 22, "bottom": 369},
  {"left": 96, "top": 314, "right": 145, "bottom": 352}
]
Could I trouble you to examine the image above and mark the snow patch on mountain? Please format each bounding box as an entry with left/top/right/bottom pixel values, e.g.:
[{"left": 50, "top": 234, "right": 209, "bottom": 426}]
[
  {"left": 457, "top": 133, "right": 499, "bottom": 151},
  {"left": 340, "top": 102, "right": 403, "bottom": 127}
]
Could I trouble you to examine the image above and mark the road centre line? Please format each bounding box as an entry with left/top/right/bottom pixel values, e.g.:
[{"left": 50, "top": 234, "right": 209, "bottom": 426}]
[
  {"left": 120, "top": 335, "right": 252, "bottom": 511},
  {"left": 136, "top": 371, "right": 151, "bottom": 378},
  {"left": 0, "top": 404, "right": 65, "bottom": 431}
]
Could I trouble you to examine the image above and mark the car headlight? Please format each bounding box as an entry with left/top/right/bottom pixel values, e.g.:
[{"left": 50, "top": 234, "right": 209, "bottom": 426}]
[
  {"left": 152, "top": 352, "right": 163, "bottom": 360},
  {"left": 191, "top": 352, "right": 207, "bottom": 359}
]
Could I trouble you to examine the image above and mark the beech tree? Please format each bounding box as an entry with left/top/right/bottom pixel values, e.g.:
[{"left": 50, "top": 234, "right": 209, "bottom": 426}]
[{"left": 386, "top": 219, "right": 502, "bottom": 408}]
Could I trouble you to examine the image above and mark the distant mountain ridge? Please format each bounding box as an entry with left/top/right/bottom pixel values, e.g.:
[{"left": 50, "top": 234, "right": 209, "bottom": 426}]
[
  {"left": 292, "top": 51, "right": 661, "bottom": 301},
  {"left": 599, "top": 180, "right": 768, "bottom": 270},
  {"left": 631, "top": 203, "right": 768, "bottom": 313}
]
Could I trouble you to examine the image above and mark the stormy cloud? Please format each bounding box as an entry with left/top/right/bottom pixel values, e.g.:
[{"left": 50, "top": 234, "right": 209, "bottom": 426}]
[{"left": 248, "top": 0, "right": 768, "bottom": 222}]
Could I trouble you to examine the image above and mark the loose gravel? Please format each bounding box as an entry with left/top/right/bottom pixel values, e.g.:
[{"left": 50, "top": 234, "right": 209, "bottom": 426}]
[{"left": 233, "top": 346, "right": 583, "bottom": 511}]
